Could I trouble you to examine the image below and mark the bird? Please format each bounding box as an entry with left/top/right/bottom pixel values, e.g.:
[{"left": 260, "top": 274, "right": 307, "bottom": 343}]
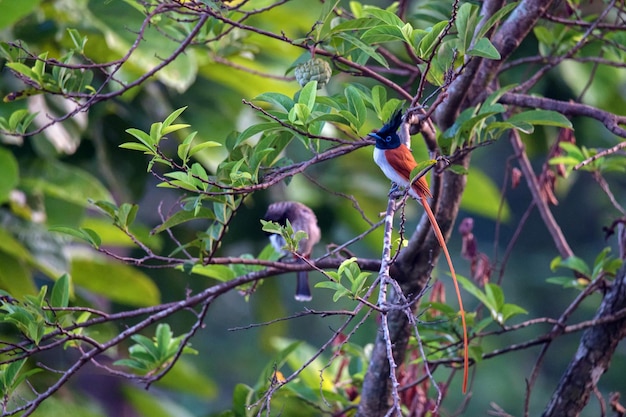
[
  {"left": 263, "top": 201, "right": 321, "bottom": 302},
  {"left": 370, "top": 110, "right": 469, "bottom": 394}
]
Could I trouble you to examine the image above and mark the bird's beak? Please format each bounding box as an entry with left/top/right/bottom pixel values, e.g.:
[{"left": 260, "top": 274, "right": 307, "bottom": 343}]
[{"left": 368, "top": 132, "right": 382, "bottom": 140}]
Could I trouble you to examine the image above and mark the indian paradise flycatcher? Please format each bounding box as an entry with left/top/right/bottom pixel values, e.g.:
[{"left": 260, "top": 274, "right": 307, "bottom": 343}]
[{"left": 370, "top": 110, "right": 469, "bottom": 393}]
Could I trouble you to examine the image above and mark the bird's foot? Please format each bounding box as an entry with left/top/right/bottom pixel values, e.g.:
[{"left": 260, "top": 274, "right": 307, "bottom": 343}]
[
  {"left": 388, "top": 183, "right": 399, "bottom": 195},
  {"left": 388, "top": 183, "right": 405, "bottom": 199},
  {"left": 437, "top": 155, "right": 451, "bottom": 166}
]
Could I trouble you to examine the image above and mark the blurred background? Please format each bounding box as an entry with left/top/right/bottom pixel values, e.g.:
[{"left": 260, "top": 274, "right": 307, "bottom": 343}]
[{"left": 1, "top": 0, "right": 625, "bottom": 416}]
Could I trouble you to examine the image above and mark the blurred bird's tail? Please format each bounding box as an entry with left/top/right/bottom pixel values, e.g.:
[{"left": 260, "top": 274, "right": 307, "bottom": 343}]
[{"left": 295, "top": 271, "right": 312, "bottom": 302}]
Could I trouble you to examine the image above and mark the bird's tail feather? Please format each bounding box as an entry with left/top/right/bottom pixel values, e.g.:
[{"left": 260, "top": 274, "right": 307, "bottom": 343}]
[
  {"left": 420, "top": 194, "right": 469, "bottom": 393},
  {"left": 295, "top": 271, "right": 312, "bottom": 302}
]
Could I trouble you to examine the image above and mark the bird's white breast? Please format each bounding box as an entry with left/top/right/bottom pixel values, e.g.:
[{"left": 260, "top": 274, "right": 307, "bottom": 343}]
[
  {"left": 269, "top": 234, "right": 287, "bottom": 255},
  {"left": 373, "top": 147, "right": 410, "bottom": 188}
]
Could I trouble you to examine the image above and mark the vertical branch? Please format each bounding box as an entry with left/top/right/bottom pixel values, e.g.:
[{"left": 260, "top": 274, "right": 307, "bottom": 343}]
[
  {"left": 358, "top": 197, "right": 402, "bottom": 416},
  {"left": 542, "top": 264, "right": 626, "bottom": 417}
]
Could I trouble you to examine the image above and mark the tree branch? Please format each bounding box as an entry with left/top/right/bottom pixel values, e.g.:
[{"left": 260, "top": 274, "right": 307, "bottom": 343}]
[
  {"left": 499, "top": 93, "right": 626, "bottom": 139},
  {"left": 508, "top": 129, "right": 574, "bottom": 258},
  {"left": 542, "top": 265, "right": 626, "bottom": 417}
]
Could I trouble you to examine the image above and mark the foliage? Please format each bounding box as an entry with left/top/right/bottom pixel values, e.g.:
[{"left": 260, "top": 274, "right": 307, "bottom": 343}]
[{"left": 1, "top": 0, "right": 626, "bottom": 417}]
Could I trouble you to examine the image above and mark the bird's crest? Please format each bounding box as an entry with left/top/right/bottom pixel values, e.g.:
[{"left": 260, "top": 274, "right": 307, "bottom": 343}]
[
  {"left": 379, "top": 109, "right": 403, "bottom": 136},
  {"left": 370, "top": 109, "right": 403, "bottom": 148},
  {"left": 371, "top": 110, "right": 403, "bottom": 139}
]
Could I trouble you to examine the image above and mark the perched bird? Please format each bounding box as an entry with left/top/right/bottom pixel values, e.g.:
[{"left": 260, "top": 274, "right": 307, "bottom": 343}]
[
  {"left": 263, "top": 201, "right": 321, "bottom": 302},
  {"left": 370, "top": 110, "right": 469, "bottom": 393}
]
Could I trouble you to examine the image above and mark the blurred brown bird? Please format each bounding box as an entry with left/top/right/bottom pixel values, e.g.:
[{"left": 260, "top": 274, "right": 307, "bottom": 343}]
[{"left": 264, "top": 201, "right": 321, "bottom": 301}]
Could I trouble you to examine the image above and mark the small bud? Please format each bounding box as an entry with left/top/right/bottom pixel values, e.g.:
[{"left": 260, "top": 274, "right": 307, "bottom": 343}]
[{"left": 511, "top": 167, "right": 522, "bottom": 189}]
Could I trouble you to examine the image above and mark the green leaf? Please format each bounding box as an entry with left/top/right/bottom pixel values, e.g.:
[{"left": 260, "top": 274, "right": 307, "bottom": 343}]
[
  {"left": 119, "top": 142, "right": 154, "bottom": 152},
  {"left": 237, "top": 123, "right": 281, "bottom": 146},
  {"left": 261, "top": 220, "right": 283, "bottom": 235},
  {"left": 6, "top": 62, "right": 37, "bottom": 83},
  {"left": 418, "top": 21, "right": 448, "bottom": 58},
  {"left": 130, "top": 334, "right": 161, "bottom": 362},
  {"left": 361, "top": 25, "right": 407, "bottom": 44},
  {"left": 501, "top": 303, "right": 528, "bottom": 322},
  {"left": 92, "top": 200, "right": 118, "bottom": 218},
  {"left": 337, "top": 32, "right": 389, "bottom": 68},
  {"left": 345, "top": 86, "right": 367, "bottom": 130},
  {"left": 298, "top": 80, "right": 318, "bottom": 110},
  {"left": 82, "top": 228, "right": 102, "bottom": 248},
  {"left": 546, "top": 276, "right": 584, "bottom": 289},
  {"left": 270, "top": 337, "right": 335, "bottom": 391},
  {"left": 186, "top": 264, "right": 236, "bottom": 281},
  {"left": 461, "top": 167, "right": 511, "bottom": 221},
  {"left": 152, "top": 207, "right": 216, "bottom": 234},
  {"left": 0, "top": 252, "right": 37, "bottom": 298},
  {"left": 87, "top": 2, "right": 197, "bottom": 92},
  {"left": 409, "top": 159, "right": 437, "bottom": 182},
  {"left": 289, "top": 103, "right": 310, "bottom": 125},
  {"left": 552, "top": 255, "right": 591, "bottom": 276},
  {"left": 309, "top": 113, "right": 352, "bottom": 126},
  {"left": 328, "top": 17, "right": 379, "bottom": 34},
  {"left": 442, "top": 103, "right": 505, "bottom": 148},
  {"left": 0, "top": 147, "right": 19, "bottom": 204},
  {"left": 71, "top": 255, "right": 160, "bottom": 306},
  {"left": 0, "top": 359, "right": 25, "bottom": 392},
  {"left": 155, "top": 324, "right": 173, "bottom": 356},
  {"left": 161, "top": 171, "right": 200, "bottom": 191},
  {"left": 0, "top": 0, "right": 41, "bottom": 30},
  {"left": 338, "top": 110, "right": 360, "bottom": 132},
  {"left": 507, "top": 110, "right": 573, "bottom": 128},
  {"left": 161, "top": 123, "right": 190, "bottom": 136},
  {"left": 123, "top": 385, "right": 197, "bottom": 417},
  {"left": 467, "top": 37, "right": 501, "bottom": 59},
  {"left": 190, "top": 162, "right": 209, "bottom": 183},
  {"left": 476, "top": 2, "right": 518, "bottom": 39},
  {"left": 67, "top": 28, "right": 88, "bottom": 52},
  {"left": 455, "top": 3, "right": 477, "bottom": 52},
  {"left": 118, "top": 203, "right": 138, "bottom": 229},
  {"left": 533, "top": 26, "right": 553, "bottom": 48},
  {"left": 163, "top": 107, "right": 188, "bottom": 128},
  {"left": 484, "top": 283, "right": 504, "bottom": 310},
  {"left": 591, "top": 248, "right": 622, "bottom": 278},
  {"left": 33, "top": 52, "right": 47, "bottom": 81},
  {"left": 213, "top": 201, "right": 227, "bottom": 224},
  {"left": 49, "top": 226, "right": 101, "bottom": 248},
  {"left": 371, "top": 85, "right": 387, "bottom": 115},
  {"left": 125, "top": 128, "right": 156, "bottom": 150},
  {"left": 157, "top": 358, "right": 217, "bottom": 397},
  {"left": 456, "top": 275, "right": 492, "bottom": 310},
  {"left": 363, "top": 6, "right": 404, "bottom": 26},
  {"left": 315, "top": 281, "right": 346, "bottom": 292},
  {"left": 254, "top": 92, "right": 295, "bottom": 112},
  {"left": 558, "top": 142, "right": 585, "bottom": 161},
  {"left": 114, "top": 358, "right": 148, "bottom": 371},
  {"left": 0, "top": 359, "right": 40, "bottom": 396},
  {"left": 150, "top": 122, "right": 163, "bottom": 143},
  {"left": 21, "top": 160, "right": 114, "bottom": 207},
  {"left": 50, "top": 274, "right": 70, "bottom": 308},
  {"left": 315, "top": 0, "right": 341, "bottom": 41},
  {"left": 189, "top": 140, "right": 221, "bottom": 158}
]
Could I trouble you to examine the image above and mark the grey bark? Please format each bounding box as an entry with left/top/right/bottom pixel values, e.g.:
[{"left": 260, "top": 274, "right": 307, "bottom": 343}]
[{"left": 542, "top": 233, "right": 626, "bottom": 417}]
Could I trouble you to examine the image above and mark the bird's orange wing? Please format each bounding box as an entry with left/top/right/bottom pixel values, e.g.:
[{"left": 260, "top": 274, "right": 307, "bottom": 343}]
[{"left": 385, "top": 145, "right": 432, "bottom": 199}]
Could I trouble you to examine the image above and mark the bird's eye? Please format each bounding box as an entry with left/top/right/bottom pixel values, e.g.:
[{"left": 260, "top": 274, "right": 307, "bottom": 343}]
[{"left": 385, "top": 136, "right": 392, "bottom": 142}]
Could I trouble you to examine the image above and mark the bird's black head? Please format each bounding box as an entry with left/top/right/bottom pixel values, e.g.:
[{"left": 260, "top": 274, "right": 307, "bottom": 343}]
[{"left": 369, "top": 110, "right": 402, "bottom": 150}]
